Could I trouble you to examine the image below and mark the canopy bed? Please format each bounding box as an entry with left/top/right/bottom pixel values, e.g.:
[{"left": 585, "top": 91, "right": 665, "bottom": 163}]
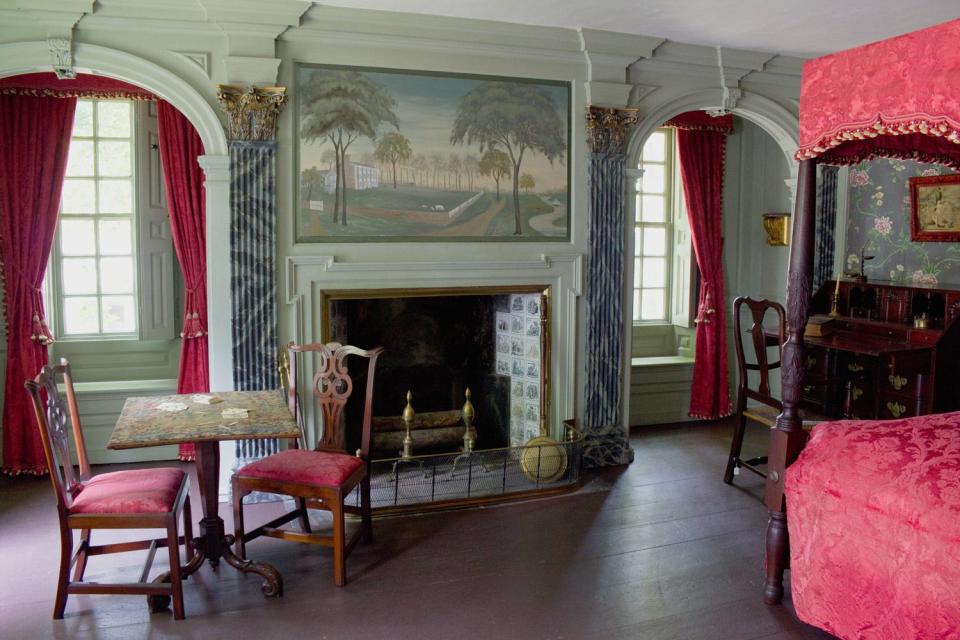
[{"left": 761, "top": 15, "right": 960, "bottom": 634}]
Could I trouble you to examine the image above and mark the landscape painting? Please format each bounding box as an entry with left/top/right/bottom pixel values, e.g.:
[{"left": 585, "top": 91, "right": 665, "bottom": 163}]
[{"left": 296, "top": 64, "right": 570, "bottom": 242}]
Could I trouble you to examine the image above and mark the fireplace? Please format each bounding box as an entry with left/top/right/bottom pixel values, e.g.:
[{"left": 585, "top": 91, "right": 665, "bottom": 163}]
[{"left": 322, "top": 286, "right": 550, "bottom": 459}]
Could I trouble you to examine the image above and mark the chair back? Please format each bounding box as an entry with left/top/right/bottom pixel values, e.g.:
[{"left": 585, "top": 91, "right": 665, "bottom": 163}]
[
  {"left": 732, "top": 297, "right": 786, "bottom": 411},
  {"left": 286, "top": 342, "right": 383, "bottom": 459},
  {"left": 24, "top": 359, "right": 90, "bottom": 512}
]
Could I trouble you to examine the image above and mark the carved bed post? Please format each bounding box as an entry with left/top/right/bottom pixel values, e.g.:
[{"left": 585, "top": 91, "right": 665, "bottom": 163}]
[{"left": 762, "top": 158, "right": 817, "bottom": 605}]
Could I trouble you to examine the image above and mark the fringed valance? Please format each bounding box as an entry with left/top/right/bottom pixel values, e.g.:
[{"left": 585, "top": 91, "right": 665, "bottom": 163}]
[
  {"left": 663, "top": 111, "right": 734, "bottom": 134},
  {"left": 797, "top": 18, "right": 960, "bottom": 167},
  {"left": 0, "top": 72, "right": 155, "bottom": 101}
]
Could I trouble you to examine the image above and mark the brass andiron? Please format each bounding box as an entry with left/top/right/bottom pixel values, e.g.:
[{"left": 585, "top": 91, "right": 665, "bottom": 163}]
[
  {"left": 450, "top": 388, "right": 485, "bottom": 478},
  {"left": 391, "top": 390, "right": 425, "bottom": 477}
]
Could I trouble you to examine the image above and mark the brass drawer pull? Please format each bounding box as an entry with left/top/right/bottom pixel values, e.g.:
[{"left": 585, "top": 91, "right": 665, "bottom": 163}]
[
  {"left": 888, "top": 374, "right": 907, "bottom": 391},
  {"left": 852, "top": 386, "right": 863, "bottom": 401},
  {"left": 848, "top": 363, "right": 865, "bottom": 373},
  {"left": 803, "top": 385, "right": 813, "bottom": 394},
  {"left": 886, "top": 401, "right": 906, "bottom": 418}
]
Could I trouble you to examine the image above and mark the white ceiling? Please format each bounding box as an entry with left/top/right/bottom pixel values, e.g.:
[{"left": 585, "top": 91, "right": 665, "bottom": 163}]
[{"left": 315, "top": 0, "right": 960, "bottom": 57}]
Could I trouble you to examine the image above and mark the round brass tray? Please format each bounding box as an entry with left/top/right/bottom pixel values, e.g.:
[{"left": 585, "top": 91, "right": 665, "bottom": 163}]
[{"left": 519, "top": 435, "right": 568, "bottom": 483}]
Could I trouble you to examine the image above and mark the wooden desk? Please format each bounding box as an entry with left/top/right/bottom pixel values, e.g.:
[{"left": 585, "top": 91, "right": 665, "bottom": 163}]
[
  {"left": 108, "top": 391, "right": 300, "bottom": 600},
  {"left": 789, "top": 279, "right": 960, "bottom": 420}
]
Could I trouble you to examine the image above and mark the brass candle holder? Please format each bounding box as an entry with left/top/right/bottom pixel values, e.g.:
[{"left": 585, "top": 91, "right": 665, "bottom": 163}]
[
  {"left": 400, "top": 390, "right": 415, "bottom": 461},
  {"left": 461, "top": 387, "right": 476, "bottom": 453}
]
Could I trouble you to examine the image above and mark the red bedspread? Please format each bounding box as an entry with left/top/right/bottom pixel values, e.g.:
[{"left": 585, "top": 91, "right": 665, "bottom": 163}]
[{"left": 785, "top": 412, "right": 960, "bottom": 639}]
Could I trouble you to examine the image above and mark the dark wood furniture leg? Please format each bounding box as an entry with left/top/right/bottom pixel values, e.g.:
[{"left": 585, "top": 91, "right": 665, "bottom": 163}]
[{"left": 763, "top": 158, "right": 817, "bottom": 605}]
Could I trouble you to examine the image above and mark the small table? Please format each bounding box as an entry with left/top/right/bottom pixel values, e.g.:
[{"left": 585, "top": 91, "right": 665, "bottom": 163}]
[{"left": 107, "top": 390, "right": 300, "bottom": 602}]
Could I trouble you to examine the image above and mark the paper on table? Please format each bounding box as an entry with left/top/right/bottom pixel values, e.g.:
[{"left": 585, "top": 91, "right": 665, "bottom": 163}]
[
  {"left": 157, "top": 401, "right": 189, "bottom": 412},
  {"left": 190, "top": 394, "right": 224, "bottom": 405},
  {"left": 221, "top": 407, "right": 249, "bottom": 420}
]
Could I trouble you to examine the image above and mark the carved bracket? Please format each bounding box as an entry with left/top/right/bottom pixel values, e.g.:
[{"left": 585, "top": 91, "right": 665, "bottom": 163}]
[
  {"left": 217, "top": 84, "right": 287, "bottom": 142},
  {"left": 48, "top": 37, "right": 75, "bottom": 80},
  {"left": 585, "top": 106, "right": 640, "bottom": 155}
]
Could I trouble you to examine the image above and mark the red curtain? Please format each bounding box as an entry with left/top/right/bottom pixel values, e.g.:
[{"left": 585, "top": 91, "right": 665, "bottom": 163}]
[
  {"left": 0, "top": 94, "right": 76, "bottom": 474},
  {"left": 676, "top": 126, "right": 733, "bottom": 420},
  {"left": 157, "top": 100, "right": 208, "bottom": 462}
]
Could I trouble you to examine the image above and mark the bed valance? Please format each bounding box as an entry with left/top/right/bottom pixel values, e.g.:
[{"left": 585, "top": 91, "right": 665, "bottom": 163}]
[
  {"left": 796, "top": 18, "right": 960, "bottom": 169},
  {"left": 0, "top": 72, "right": 155, "bottom": 101}
]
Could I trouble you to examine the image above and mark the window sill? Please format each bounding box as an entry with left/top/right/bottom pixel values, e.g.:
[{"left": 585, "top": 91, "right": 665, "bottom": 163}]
[
  {"left": 631, "top": 355, "right": 694, "bottom": 367},
  {"left": 61, "top": 378, "right": 178, "bottom": 396}
]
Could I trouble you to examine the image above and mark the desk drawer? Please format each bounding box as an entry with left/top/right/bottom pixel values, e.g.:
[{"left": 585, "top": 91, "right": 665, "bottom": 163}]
[{"left": 878, "top": 392, "right": 919, "bottom": 420}]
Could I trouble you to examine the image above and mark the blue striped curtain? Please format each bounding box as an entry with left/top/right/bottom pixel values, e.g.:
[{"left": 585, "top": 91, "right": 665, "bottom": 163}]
[
  {"left": 813, "top": 165, "right": 839, "bottom": 291},
  {"left": 230, "top": 140, "right": 281, "bottom": 469}
]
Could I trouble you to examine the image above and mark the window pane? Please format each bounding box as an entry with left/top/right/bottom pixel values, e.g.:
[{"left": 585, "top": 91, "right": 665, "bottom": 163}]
[
  {"left": 641, "top": 131, "right": 666, "bottom": 162},
  {"left": 63, "top": 297, "right": 100, "bottom": 334},
  {"left": 633, "top": 289, "right": 641, "bottom": 321},
  {"left": 98, "top": 219, "right": 132, "bottom": 255},
  {"left": 60, "top": 219, "right": 96, "bottom": 256},
  {"left": 100, "top": 257, "right": 134, "bottom": 293},
  {"left": 65, "top": 141, "right": 95, "bottom": 177},
  {"left": 61, "top": 179, "right": 96, "bottom": 213},
  {"left": 640, "top": 164, "right": 665, "bottom": 194},
  {"left": 634, "top": 257, "right": 641, "bottom": 287},
  {"left": 640, "top": 195, "right": 665, "bottom": 222},
  {"left": 73, "top": 101, "right": 93, "bottom": 137},
  {"left": 640, "top": 289, "right": 665, "bottom": 320},
  {"left": 97, "top": 102, "right": 131, "bottom": 138},
  {"left": 642, "top": 258, "right": 666, "bottom": 287},
  {"left": 98, "top": 179, "right": 132, "bottom": 213},
  {"left": 643, "top": 227, "right": 667, "bottom": 256},
  {"left": 62, "top": 258, "right": 98, "bottom": 294},
  {"left": 101, "top": 295, "right": 135, "bottom": 332},
  {"left": 97, "top": 141, "right": 131, "bottom": 177}
]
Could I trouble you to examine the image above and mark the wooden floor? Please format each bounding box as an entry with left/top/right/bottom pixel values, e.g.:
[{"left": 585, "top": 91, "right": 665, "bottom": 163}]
[{"left": 0, "top": 420, "right": 834, "bottom": 639}]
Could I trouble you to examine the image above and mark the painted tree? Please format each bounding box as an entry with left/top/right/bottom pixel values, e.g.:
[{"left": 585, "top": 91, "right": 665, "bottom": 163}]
[
  {"left": 321, "top": 148, "right": 337, "bottom": 170},
  {"left": 412, "top": 154, "right": 429, "bottom": 186},
  {"left": 451, "top": 82, "right": 564, "bottom": 234},
  {"left": 301, "top": 166, "right": 325, "bottom": 203},
  {"left": 374, "top": 132, "right": 413, "bottom": 189},
  {"left": 464, "top": 154, "right": 479, "bottom": 191},
  {"left": 448, "top": 154, "right": 463, "bottom": 191},
  {"left": 519, "top": 173, "right": 535, "bottom": 193},
  {"left": 300, "top": 69, "right": 398, "bottom": 224},
  {"left": 479, "top": 149, "right": 511, "bottom": 201},
  {"left": 430, "top": 154, "right": 445, "bottom": 188}
]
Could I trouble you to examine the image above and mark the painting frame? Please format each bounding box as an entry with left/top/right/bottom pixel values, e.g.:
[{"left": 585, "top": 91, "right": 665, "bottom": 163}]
[
  {"left": 909, "top": 174, "right": 960, "bottom": 242},
  {"left": 294, "top": 62, "right": 572, "bottom": 243}
]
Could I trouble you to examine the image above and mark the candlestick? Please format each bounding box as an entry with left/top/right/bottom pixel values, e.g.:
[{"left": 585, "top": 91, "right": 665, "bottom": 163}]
[{"left": 834, "top": 273, "right": 841, "bottom": 296}]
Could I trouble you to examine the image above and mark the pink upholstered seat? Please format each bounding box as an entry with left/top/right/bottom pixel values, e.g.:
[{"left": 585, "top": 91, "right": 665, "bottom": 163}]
[
  {"left": 236, "top": 449, "right": 363, "bottom": 487},
  {"left": 71, "top": 467, "right": 187, "bottom": 515}
]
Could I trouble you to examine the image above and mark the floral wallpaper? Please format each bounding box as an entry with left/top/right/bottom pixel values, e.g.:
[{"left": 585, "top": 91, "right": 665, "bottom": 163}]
[{"left": 845, "top": 159, "right": 960, "bottom": 286}]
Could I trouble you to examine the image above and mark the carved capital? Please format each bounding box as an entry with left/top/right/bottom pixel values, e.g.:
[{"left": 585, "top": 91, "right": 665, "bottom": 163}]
[
  {"left": 217, "top": 84, "right": 287, "bottom": 142},
  {"left": 48, "top": 37, "right": 75, "bottom": 80},
  {"left": 585, "top": 106, "right": 639, "bottom": 155}
]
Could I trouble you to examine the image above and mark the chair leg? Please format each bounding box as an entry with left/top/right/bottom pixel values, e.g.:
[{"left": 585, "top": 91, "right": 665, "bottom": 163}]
[
  {"left": 332, "top": 501, "right": 346, "bottom": 587},
  {"left": 724, "top": 412, "right": 748, "bottom": 484},
  {"left": 361, "top": 475, "right": 373, "bottom": 544},
  {"left": 53, "top": 527, "right": 73, "bottom": 619},
  {"left": 182, "top": 495, "right": 194, "bottom": 564},
  {"left": 297, "top": 497, "right": 312, "bottom": 533},
  {"left": 166, "top": 519, "right": 185, "bottom": 620},
  {"left": 72, "top": 529, "right": 91, "bottom": 582},
  {"left": 232, "top": 479, "right": 248, "bottom": 560}
]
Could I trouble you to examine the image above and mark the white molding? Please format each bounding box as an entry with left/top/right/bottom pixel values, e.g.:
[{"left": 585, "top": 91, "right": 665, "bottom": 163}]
[
  {"left": 284, "top": 254, "right": 583, "bottom": 444},
  {"left": 198, "top": 155, "right": 232, "bottom": 393},
  {"left": 169, "top": 50, "right": 210, "bottom": 78}
]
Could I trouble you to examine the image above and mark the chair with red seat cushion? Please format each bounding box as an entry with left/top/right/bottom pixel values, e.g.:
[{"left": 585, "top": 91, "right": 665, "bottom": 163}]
[
  {"left": 232, "top": 342, "right": 383, "bottom": 587},
  {"left": 25, "top": 359, "right": 193, "bottom": 619}
]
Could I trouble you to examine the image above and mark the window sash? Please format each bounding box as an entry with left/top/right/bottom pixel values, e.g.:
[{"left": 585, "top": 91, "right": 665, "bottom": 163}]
[{"left": 633, "top": 127, "right": 674, "bottom": 324}]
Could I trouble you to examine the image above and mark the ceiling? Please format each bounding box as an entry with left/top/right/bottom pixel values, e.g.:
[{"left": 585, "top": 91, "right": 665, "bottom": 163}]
[{"left": 315, "top": 0, "right": 960, "bottom": 57}]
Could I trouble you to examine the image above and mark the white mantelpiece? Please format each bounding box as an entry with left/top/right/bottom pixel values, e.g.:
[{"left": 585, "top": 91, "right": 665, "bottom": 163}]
[{"left": 284, "top": 253, "right": 582, "bottom": 445}]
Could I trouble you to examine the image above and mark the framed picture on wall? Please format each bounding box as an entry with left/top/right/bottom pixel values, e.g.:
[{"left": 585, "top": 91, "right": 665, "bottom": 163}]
[
  {"left": 295, "top": 63, "right": 571, "bottom": 242},
  {"left": 910, "top": 174, "right": 960, "bottom": 241}
]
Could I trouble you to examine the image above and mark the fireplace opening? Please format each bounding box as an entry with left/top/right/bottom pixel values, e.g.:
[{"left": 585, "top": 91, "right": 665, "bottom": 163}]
[{"left": 324, "top": 287, "right": 549, "bottom": 459}]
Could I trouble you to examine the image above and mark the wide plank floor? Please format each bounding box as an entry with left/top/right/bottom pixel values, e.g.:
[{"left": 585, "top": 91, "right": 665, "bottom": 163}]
[{"left": 0, "top": 420, "right": 835, "bottom": 639}]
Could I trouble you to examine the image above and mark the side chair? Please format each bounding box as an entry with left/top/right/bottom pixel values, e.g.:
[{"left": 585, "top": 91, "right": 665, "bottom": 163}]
[
  {"left": 25, "top": 358, "right": 193, "bottom": 619},
  {"left": 232, "top": 341, "right": 383, "bottom": 587}
]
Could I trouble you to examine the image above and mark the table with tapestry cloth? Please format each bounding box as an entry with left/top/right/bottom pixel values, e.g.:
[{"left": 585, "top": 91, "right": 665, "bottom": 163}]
[{"left": 107, "top": 390, "right": 300, "bottom": 600}]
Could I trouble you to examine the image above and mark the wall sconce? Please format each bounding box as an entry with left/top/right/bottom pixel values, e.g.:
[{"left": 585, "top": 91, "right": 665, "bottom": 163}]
[{"left": 762, "top": 213, "right": 790, "bottom": 246}]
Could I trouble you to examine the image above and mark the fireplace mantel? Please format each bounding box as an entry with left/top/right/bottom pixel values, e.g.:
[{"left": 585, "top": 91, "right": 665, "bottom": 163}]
[{"left": 283, "top": 253, "right": 583, "bottom": 445}]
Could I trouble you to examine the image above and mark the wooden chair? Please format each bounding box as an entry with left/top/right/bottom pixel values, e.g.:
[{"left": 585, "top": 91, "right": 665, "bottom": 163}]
[
  {"left": 25, "top": 359, "right": 193, "bottom": 619},
  {"left": 724, "top": 298, "right": 832, "bottom": 484},
  {"left": 232, "top": 342, "right": 383, "bottom": 587}
]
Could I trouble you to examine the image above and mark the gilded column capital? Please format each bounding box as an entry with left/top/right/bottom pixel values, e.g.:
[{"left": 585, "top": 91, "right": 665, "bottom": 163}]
[
  {"left": 585, "top": 106, "right": 640, "bottom": 155},
  {"left": 217, "top": 84, "right": 287, "bottom": 142}
]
